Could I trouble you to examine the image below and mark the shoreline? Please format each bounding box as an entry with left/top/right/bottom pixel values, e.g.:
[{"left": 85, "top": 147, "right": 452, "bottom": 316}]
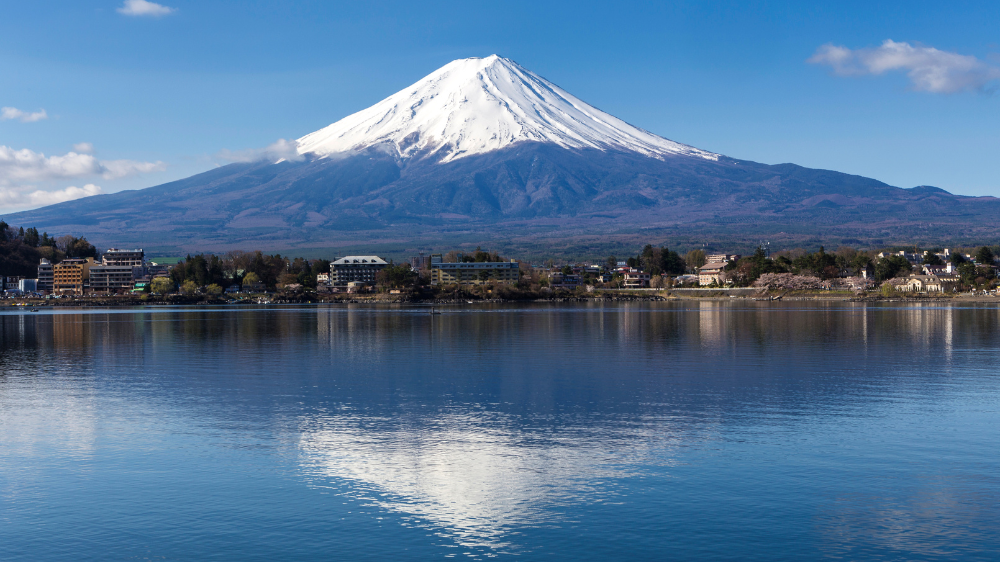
[{"left": 3, "top": 290, "right": 998, "bottom": 308}]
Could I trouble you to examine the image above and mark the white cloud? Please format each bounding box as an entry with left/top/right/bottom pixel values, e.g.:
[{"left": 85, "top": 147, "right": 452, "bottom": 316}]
[
  {"left": 0, "top": 184, "right": 103, "bottom": 211},
  {"left": 117, "top": 0, "right": 175, "bottom": 17},
  {"left": 808, "top": 40, "right": 1000, "bottom": 94},
  {"left": 0, "top": 145, "right": 165, "bottom": 185},
  {"left": 215, "top": 139, "right": 305, "bottom": 163},
  {"left": 1, "top": 107, "right": 48, "bottom": 123},
  {"left": 72, "top": 142, "right": 95, "bottom": 154},
  {"left": 99, "top": 159, "right": 167, "bottom": 179}
]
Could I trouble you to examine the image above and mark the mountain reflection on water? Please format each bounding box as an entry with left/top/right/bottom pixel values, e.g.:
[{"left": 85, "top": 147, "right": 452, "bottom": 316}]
[{"left": 2, "top": 302, "right": 1000, "bottom": 560}]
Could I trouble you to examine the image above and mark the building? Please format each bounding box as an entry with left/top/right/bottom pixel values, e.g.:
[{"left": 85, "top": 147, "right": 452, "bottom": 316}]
[
  {"left": 429, "top": 254, "right": 520, "bottom": 286},
  {"left": 330, "top": 256, "right": 388, "bottom": 287},
  {"left": 90, "top": 265, "right": 144, "bottom": 293},
  {"left": 102, "top": 248, "right": 145, "bottom": 266},
  {"left": 894, "top": 274, "right": 959, "bottom": 293},
  {"left": 53, "top": 258, "right": 95, "bottom": 295},
  {"left": 37, "top": 259, "right": 54, "bottom": 293},
  {"left": 243, "top": 281, "right": 266, "bottom": 292},
  {"left": 706, "top": 253, "right": 740, "bottom": 264},
  {"left": 71, "top": 249, "right": 148, "bottom": 294},
  {"left": 877, "top": 250, "right": 923, "bottom": 265},
  {"left": 675, "top": 274, "right": 699, "bottom": 286},
  {"left": 1, "top": 276, "right": 23, "bottom": 292},
  {"left": 623, "top": 270, "right": 651, "bottom": 288},
  {"left": 549, "top": 271, "right": 582, "bottom": 290},
  {"left": 316, "top": 273, "right": 331, "bottom": 285},
  {"left": 922, "top": 263, "right": 955, "bottom": 276},
  {"left": 698, "top": 262, "right": 728, "bottom": 286},
  {"left": 147, "top": 263, "right": 171, "bottom": 278},
  {"left": 18, "top": 279, "right": 38, "bottom": 293},
  {"left": 410, "top": 254, "right": 432, "bottom": 271}
]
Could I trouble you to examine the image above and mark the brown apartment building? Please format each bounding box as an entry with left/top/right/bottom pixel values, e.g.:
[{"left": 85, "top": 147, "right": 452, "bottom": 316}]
[{"left": 53, "top": 258, "right": 95, "bottom": 295}]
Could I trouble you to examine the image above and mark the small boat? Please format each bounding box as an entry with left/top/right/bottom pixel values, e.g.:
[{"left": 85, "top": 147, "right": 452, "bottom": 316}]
[
  {"left": 30, "top": 308, "right": 39, "bottom": 312},
  {"left": 429, "top": 307, "right": 442, "bottom": 315},
  {"left": 466, "top": 300, "right": 474, "bottom": 304}
]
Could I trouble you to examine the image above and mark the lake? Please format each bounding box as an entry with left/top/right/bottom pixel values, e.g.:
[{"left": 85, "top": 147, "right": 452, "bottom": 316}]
[{"left": 2, "top": 302, "right": 999, "bottom": 560}]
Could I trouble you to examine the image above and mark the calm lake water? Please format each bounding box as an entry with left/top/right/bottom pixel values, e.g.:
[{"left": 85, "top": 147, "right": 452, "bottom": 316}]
[{"left": 1, "top": 302, "right": 999, "bottom": 561}]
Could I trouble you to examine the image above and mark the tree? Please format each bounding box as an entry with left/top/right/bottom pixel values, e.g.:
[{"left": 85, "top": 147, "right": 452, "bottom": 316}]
[
  {"left": 23, "top": 227, "right": 39, "bottom": 247},
  {"left": 151, "top": 277, "right": 173, "bottom": 294},
  {"left": 950, "top": 252, "right": 967, "bottom": 266},
  {"left": 850, "top": 253, "right": 873, "bottom": 275},
  {"left": 206, "top": 284, "right": 223, "bottom": 295},
  {"left": 975, "top": 246, "right": 995, "bottom": 265},
  {"left": 685, "top": 249, "right": 706, "bottom": 270},
  {"left": 242, "top": 272, "right": 260, "bottom": 287},
  {"left": 0, "top": 234, "right": 42, "bottom": 277},
  {"left": 375, "top": 263, "right": 418, "bottom": 289},
  {"left": 873, "top": 255, "right": 911, "bottom": 283},
  {"left": 956, "top": 262, "right": 977, "bottom": 286},
  {"left": 791, "top": 246, "right": 838, "bottom": 278},
  {"left": 879, "top": 282, "right": 896, "bottom": 297},
  {"left": 277, "top": 272, "right": 299, "bottom": 288},
  {"left": 606, "top": 256, "right": 617, "bottom": 270},
  {"left": 725, "top": 246, "right": 789, "bottom": 286},
  {"left": 922, "top": 251, "right": 944, "bottom": 265},
  {"left": 58, "top": 236, "right": 97, "bottom": 259},
  {"left": 181, "top": 280, "right": 198, "bottom": 294}
]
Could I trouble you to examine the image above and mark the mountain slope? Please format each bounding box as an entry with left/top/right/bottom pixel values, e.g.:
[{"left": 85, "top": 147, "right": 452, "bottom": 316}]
[{"left": 5, "top": 55, "right": 999, "bottom": 255}]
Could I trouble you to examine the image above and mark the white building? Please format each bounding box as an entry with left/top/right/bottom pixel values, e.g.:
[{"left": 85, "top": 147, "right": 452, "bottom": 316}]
[{"left": 330, "top": 256, "right": 388, "bottom": 287}]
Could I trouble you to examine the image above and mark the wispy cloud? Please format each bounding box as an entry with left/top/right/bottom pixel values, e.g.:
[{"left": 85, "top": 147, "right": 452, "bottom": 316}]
[
  {"left": 72, "top": 142, "right": 95, "bottom": 154},
  {"left": 0, "top": 146, "right": 165, "bottom": 185},
  {"left": 1, "top": 107, "right": 48, "bottom": 123},
  {"left": 808, "top": 40, "right": 1000, "bottom": 94},
  {"left": 0, "top": 184, "right": 103, "bottom": 211},
  {"left": 215, "top": 139, "right": 305, "bottom": 163},
  {"left": 100, "top": 159, "right": 167, "bottom": 179},
  {"left": 117, "top": 0, "right": 175, "bottom": 17}
]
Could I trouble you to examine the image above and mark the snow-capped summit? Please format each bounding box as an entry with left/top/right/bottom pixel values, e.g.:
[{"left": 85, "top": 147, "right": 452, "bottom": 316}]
[{"left": 296, "top": 55, "right": 717, "bottom": 163}]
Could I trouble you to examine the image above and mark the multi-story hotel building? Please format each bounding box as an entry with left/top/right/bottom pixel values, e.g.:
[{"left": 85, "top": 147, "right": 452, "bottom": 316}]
[
  {"left": 90, "top": 248, "right": 146, "bottom": 294},
  {"left": 429, "top": 255, "right": 520, "bottom": 286},
  {"left": 330, "top": 256, "right": 388, "bottom": 287},
  {"left": 89, "top": 265, "right": 144, "bottom": 293},
  {"left": 102, "top": 248, "right": 145, "bottom": 267},
  {"left": 37, "top": 259, "right": 54, "bottom": 292},
  {"left": 89, "top": 249, "right": 147, "bottom": 293},
  {"left": 53, "top": 258, "right": 95, "bottom": 294}
]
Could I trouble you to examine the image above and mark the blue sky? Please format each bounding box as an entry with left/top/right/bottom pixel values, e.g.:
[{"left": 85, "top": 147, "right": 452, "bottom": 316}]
[{"left": 2, "top": 0, "right": 999, "bottom": 213}]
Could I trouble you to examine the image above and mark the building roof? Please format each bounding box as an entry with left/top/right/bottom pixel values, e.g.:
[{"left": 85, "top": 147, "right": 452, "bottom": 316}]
[
  {"left": 333, "top": 256, "right": 388, "bottom": 265},
  {"left": 699, "top": 262, "right": 728, "bottom": 272}
]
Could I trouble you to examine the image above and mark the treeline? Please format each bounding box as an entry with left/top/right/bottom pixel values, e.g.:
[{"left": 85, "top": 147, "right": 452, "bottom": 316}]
[
  {"left": 608, "top": 244, "right": 686, "bottom": 276},
  {"left": 169, "top": 251, "right": 332, "bottom": 290},
  {"left": 443, "top": 247, "right": 504, "bottom": 263},
  {"left": 720, "top": 246, "right": 998, "bottom": 288},
  {"left": 0, "top": 220, "right": 96, "bottom": 277}
]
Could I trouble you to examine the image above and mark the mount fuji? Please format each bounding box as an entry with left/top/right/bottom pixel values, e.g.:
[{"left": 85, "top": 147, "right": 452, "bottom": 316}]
[
  {"left": 6, "top": 55, "right": 1000, "bottom": 255},
  {"left": 295, "top": 55, "right": 716, "bottom": 163}
]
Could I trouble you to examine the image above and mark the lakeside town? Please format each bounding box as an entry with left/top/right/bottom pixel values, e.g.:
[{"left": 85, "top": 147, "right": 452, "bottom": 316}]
[{"left": 2, "top": 221, "right": 1000, "bottom": 303}]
